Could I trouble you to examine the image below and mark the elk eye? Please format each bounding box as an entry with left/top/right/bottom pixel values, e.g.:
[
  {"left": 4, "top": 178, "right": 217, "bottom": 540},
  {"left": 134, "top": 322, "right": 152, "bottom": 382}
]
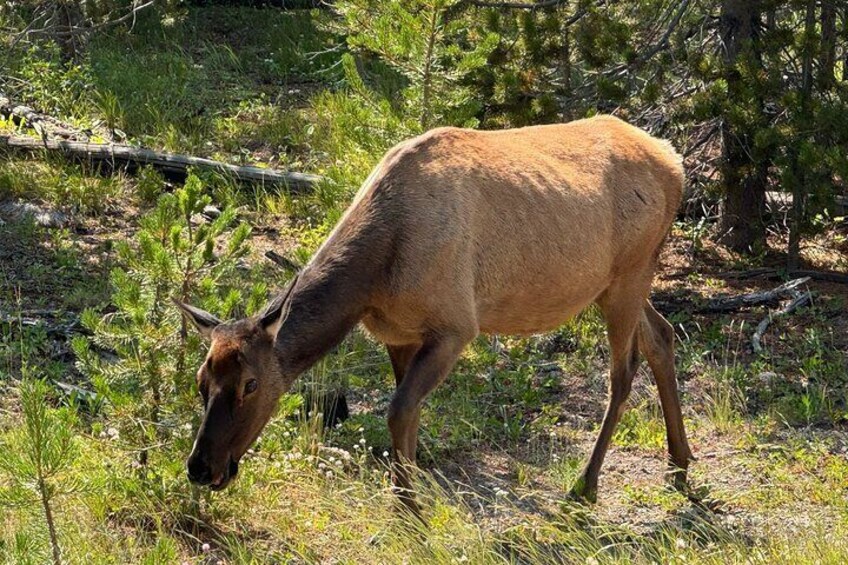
[{"left": 244, "top": 379, "right": 258, "bottom": 395}]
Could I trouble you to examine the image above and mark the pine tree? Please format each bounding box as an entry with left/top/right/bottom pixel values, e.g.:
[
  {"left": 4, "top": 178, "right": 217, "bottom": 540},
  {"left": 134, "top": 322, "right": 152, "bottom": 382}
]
[
  {"left": 332, "top": 0, "right": 498, "bottom": 129},
  {"left": 72, "top": 174, "right": 261, "bottom": 467},
  {"left": 0, "top": 378, "right": 79, "bottom": 565}
]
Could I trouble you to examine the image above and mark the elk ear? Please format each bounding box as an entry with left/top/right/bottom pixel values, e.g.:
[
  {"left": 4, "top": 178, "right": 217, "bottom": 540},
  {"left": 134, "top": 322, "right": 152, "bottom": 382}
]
[
  {"left": 173, "top": 299, "right": 221, "bottom": 340},
  {"left": 259, "top": 273, "right": 300, "bottom": 339},
  {"left": 259, "top": 295, "right": 286, "bottom": 338}
]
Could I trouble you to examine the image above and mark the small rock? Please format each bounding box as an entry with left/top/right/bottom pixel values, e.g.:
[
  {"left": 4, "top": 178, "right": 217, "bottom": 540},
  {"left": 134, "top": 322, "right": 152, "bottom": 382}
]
[
  {"left": 0, "top": 201, "right": 68, "bottom": 228},
  {"left": 757, "top": 371, "right": 779, "bottom": 388},
  {"left": 202, "top": 205, "right": 222, "bottom": 221}
]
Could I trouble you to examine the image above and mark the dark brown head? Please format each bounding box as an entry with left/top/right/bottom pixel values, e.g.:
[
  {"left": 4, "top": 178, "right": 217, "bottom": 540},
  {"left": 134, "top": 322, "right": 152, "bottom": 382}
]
[{"left": 174, "top": 295, "right": 293, "bottom": 490}]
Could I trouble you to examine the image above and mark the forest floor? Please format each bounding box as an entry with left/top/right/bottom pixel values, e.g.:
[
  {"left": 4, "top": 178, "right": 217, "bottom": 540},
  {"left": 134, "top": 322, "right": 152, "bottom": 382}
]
[{"left": 1, "top": 5, "right": 847, "bottom": 564}]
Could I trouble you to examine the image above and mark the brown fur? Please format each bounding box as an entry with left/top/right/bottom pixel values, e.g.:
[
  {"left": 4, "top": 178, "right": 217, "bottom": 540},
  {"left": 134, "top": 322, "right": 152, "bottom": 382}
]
[{"left": 177, "top": 115, "right": 694, "bottom": 509}]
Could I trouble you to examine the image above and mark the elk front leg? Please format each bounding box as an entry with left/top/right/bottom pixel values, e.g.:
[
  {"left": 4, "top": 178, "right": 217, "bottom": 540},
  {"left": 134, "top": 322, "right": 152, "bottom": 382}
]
[
  {"left": 386, "top": 333, "right": 468, "bottom": 516},
  {"left": 387, "top": 343, "right": 421, "bottom": 387}
]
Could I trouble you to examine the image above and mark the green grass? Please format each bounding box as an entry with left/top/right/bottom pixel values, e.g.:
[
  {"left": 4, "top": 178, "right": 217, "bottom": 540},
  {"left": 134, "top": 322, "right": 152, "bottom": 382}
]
[{"left": 0, "top": 158, "right": 130, "bottom": 215}]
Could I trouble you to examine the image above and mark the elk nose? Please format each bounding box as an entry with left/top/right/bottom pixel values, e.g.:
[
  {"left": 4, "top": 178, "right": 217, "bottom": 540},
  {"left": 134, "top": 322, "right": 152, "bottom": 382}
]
[{"left": 187, "top": 452, "right": 212, "bottom": 485}]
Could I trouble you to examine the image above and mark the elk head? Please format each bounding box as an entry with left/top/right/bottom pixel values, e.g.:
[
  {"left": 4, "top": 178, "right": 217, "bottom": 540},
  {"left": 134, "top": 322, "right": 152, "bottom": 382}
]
[{"left": 174, "top": 283, "right": 297, "bottom": 490}]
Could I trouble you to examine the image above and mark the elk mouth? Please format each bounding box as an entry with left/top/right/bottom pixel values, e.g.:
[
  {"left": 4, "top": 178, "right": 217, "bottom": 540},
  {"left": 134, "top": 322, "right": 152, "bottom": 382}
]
[{"left": 209, "top": 457, "right": 239, "bottom": 491}]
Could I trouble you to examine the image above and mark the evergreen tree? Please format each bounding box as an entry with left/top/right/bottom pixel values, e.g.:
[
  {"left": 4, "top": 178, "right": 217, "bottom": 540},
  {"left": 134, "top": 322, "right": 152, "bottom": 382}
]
[
  {"left": 0, "top": 378, "right": 79, "bottom": 565},
  {"left": 72, "top": 174, "right": 261, "bottom": 467}
]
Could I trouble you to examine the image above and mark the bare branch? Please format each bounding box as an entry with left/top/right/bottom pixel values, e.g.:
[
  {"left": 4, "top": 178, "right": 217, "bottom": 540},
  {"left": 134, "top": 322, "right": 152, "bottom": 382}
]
[
  {"left": 752, "top": 291, "right": 812, "bottom": 354},
  {"left": 633, "top": 0, "right": 692, "bottom": 65}
]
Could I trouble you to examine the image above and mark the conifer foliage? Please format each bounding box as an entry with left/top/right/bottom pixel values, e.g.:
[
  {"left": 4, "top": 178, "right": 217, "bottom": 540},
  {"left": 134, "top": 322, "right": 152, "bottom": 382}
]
[
  {"left": 72, "top": 174, "right": 258, "bottom": 466},
  {"left": 0, "top": 378, "right": 79, "bottom": 565}
]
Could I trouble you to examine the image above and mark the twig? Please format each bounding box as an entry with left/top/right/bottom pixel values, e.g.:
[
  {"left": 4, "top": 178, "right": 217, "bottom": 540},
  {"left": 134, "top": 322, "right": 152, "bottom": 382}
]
[
  {"left": 751, "top": 292, "right": 812, "bottom": 354},
  {"left": 264, "top": 250, "right": 301, "bottom": 271}
]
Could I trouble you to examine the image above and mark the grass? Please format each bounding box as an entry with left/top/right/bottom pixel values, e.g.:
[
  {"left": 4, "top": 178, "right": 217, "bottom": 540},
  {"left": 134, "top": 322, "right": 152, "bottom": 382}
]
[
  {"left": 2, "top": 382, "right": 847, "bottom": 564},
  {"left": 1, "top": 3, "right": 848, "bottom": 563}
]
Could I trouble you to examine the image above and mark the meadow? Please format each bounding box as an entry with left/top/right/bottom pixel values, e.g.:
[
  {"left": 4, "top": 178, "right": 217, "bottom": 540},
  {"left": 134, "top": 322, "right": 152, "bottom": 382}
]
[{"left": 1, "top": 4, "right": 847, "bottom": 564}]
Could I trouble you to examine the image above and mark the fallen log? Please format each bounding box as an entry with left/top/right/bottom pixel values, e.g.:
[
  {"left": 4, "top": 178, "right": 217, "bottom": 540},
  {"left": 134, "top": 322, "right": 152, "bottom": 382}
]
[
  {"left": 718, "top": 268, "right": 848, "bottom": 285},
  {"left": 0, "top": 133, "right": 321, "bottom": 192},
  {"left": 0, "top": 95, "right": 82, "bottom": 140},
  {"left": 751, "top": 291, "right": 812, "bottom": 354}
]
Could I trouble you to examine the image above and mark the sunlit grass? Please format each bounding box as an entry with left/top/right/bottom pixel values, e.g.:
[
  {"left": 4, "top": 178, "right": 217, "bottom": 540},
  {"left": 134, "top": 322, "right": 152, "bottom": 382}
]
[{"left": 3, "top": 412, "right": 848, "bottom": 564}]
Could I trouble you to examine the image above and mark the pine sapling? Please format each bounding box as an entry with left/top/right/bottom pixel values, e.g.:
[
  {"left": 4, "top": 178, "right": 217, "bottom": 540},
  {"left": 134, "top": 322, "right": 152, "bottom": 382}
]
[{"left": 0, "top": 377, "right": 79, "bottom": 565}]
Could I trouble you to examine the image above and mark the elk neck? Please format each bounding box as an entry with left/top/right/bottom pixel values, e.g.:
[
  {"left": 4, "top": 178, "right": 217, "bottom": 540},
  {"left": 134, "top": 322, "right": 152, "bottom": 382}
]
[{"left": 272, "top": 202, "right": 391, "bottom": 378}]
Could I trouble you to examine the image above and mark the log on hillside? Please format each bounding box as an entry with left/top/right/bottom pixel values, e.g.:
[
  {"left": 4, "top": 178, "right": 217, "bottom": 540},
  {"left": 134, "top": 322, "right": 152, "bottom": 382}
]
[
  {"left": 718, "top": 268, "right": 848, "bottom": 285},
  {"left": 0, "top": 134, "right": 321, "bottom": 192}
]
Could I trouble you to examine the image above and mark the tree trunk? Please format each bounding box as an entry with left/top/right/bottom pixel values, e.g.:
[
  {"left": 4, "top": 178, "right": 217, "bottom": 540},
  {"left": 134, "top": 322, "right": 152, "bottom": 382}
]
[
  {"left": 56, "top": 0, "right": 84, "bottom": 64},
  {"left": 820, "top": 0, "right": 836, "bottom": 89},
  {"left": 719, "top": 0, "right": 768, "bottom": 253},
  {"left": 843, "top": 6, "right": 848, "bottom": 81},
  {"left": 38, "top": 476, "right": 62, "bottom": 565},
  {"left": 788, "top": 0, "right": 817, "bottom": 270},
  {"left": 559, "top": 25, "right": 572, "bottom": 120},
  {"left": 420, "top": 5, "right": 440, "bottom": 129}
]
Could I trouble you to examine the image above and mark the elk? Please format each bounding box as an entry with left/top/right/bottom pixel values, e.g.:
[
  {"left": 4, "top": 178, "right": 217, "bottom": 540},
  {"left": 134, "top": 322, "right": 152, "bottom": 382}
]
[{"left": 176, "top": 115, "right": 694, "bottom": 512}]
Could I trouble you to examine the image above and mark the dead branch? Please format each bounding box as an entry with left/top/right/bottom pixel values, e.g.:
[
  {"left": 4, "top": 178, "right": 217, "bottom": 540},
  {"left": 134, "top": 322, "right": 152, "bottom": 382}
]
[
  {"left": 751, "top": 291, "right": 812, "bottom": 354},
  {"left": 0, "top": 133, "right": 321, "bottom": 192},
  {"left": 17, "top": 0, "right": 155, "bottom": 40},
  {"left": 702, "top": 277, "right": 810, "bottom": 312},
  {"left": 264, "top": 250, "right": 301, "bottom": 271},
  {"left": 652, "top": 277, "right": 813, "bottom": 315},
  {"left": 633, "top": 0, "right": 692, "bottom": 65}
]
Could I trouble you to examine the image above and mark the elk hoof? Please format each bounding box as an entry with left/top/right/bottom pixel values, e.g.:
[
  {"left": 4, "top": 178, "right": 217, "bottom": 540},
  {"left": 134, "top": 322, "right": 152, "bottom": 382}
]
[
  {"left": 567, "top": 476, "right": 597, "bottom": 504},
  {"left": 665, "top": 465, "right": 689, "bottom": 494}
]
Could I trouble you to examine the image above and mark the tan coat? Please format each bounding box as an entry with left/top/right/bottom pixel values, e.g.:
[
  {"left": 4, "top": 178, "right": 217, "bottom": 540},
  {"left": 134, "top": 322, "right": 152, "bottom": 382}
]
[{"left": 311, "top": 115, "right": 683, "bottom": 344}]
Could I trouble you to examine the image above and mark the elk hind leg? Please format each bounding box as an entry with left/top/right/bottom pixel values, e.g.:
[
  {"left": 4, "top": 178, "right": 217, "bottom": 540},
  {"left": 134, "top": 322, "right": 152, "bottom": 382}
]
[
  {"left": 638, "top": 301, "right": 693, "bottom": 491},
  {"left": 571, "top": 283, "right": 643, "bottom": 502}
]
